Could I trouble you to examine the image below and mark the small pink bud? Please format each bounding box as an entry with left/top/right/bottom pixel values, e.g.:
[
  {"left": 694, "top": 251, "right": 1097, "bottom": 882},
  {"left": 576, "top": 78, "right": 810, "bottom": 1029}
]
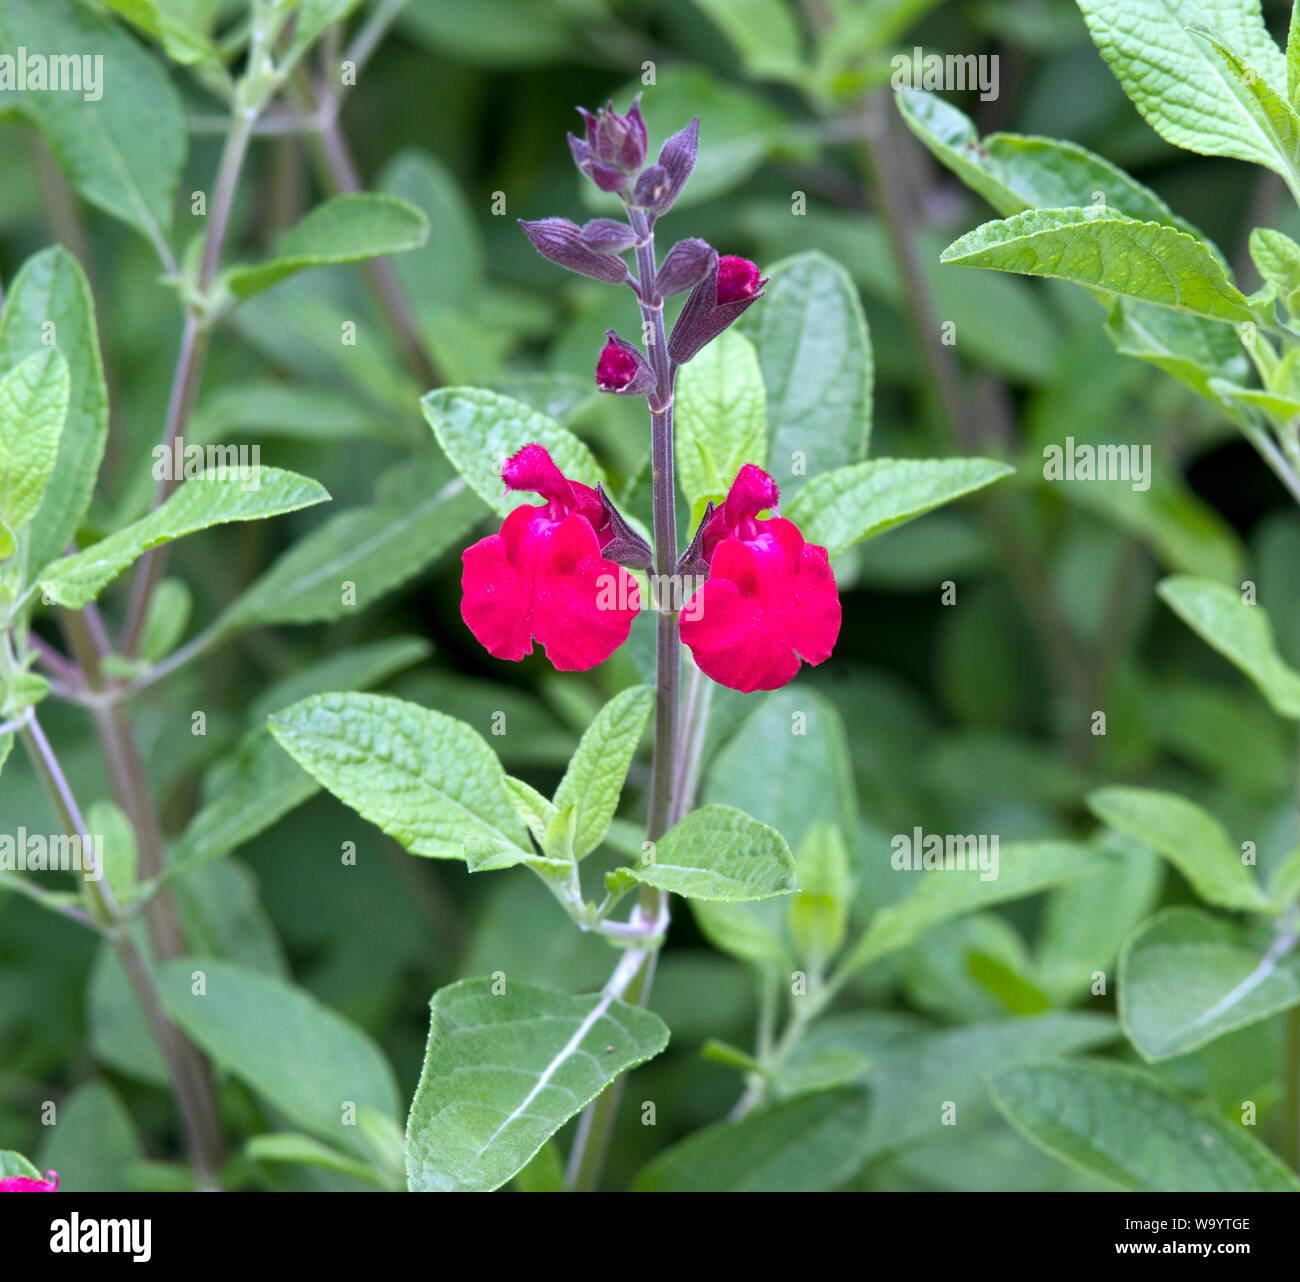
[
  {"left": 595, "top": 331, "right": 656, "bottom": 397},
  {"left": 597, "top": 341, "right": 639, "bottom": 391},
  {"left": 717, "top": 256, "right": 762, "bottom": 304}
]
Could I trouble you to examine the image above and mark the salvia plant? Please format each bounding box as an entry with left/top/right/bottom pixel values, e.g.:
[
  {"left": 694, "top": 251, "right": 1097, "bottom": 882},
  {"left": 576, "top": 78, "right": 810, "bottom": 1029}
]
[{"left": 4, "top": 0, "right": 1300, "bottom": 1203}]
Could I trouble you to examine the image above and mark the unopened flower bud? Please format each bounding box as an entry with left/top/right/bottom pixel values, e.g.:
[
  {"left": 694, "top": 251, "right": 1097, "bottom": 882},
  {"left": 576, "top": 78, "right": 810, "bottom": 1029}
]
[
  {"left": 571, "top": 97, "right": 648, "bottom": 191},
  {"left": 717, "top": 255, "right": 763, "bottom": 303},
  {"left": 519, "top": 218, "right": 631, "bottom": 285},
  {"left": 668, "top": 254, "right": 768, "bottom": 365},
  {"left": 596, "top": 331, "right": 657, "bottom": 397},
  {"left": 656, "top": 239, "right": 715, "bottom": 297},
  {"left": 579, "top": 218, "right": 640, "bottom": 254},
  {"left": 651, "top": 116, "right": 699, "bottom": 216},
  {"left": 632, "top": 164, "right": 671, "bottom": 211}
]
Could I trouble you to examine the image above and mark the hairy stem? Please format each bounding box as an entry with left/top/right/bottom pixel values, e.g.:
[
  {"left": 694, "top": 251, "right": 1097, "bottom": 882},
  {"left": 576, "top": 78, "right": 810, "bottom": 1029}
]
[{"left": 566, "top": 203, "right": 681, "bottom": 1190}]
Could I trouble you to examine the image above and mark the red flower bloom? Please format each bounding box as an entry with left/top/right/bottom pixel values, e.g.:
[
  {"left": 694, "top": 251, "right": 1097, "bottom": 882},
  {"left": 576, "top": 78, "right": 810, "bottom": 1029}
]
[
  {"left": 461, "top": 445, "right": 640, "bottom": 671},
  {"left": 0, "top": 1169, "right": 58, "bottom": 1192},
  {"left": 679, "top": 464, "right": 840, "bottom": 693}
]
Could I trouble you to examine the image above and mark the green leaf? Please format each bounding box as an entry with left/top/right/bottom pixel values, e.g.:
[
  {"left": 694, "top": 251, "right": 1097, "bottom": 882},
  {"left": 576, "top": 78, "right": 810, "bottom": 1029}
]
[
  {"left": 36, "top": 1081, "right": 142, "bottom": 1192},
  {"left": 225, "top": 194, "right": 429, "bottom": 298},
  {"left": 246, "top": 1133, "right": 388, "bottom": 1187},
  {"left": 159, "top": 957, "right": 400, "bottom": 1153},
  {"left": 941, "top": 209, "right": 1254, "bottom": 323},
  {"left": 35, "top": 467, "right": 328, "bottom": 609},
  {"left": 1185, "top": 23, "right": 1300, "bottom": 197},
  {"left": 896, "top": 89, "right": 1196, "bottom": 227},
  {"left": 405, "top": 977, "right": 669, "bottom": 1192},
  {"left": 1104, "top": 300, "right": 1249, "bottom": 403},
  {"left": 0, "top": 349, "right": 69, "bottom": 554},
  {"left": 97, "top": 0, "right": 220, "bottom": 66},
  {"left": 138, "top": 578, "right": 191, "bottom": 662},
  {"left": 0, "top": 249, "right": 112, "bottom": 568},
  {"left": 1250, "top": 228, "right": 1300, "bottom": 313},
  {"left": 1087, "top": 786, "right": 1269, "bottom": 912},
  {"left": 552, "top": 685, "right": 652, "bottom": 859},
  {"left": 219, "top": 473, "right": 483, "bottom": 632},
  {"left": 422, "top": 387, "right": 605, "bottom": 516},
  {"left": 1075, "top": 0, "right": 1289, "bottom": 173},
  {"left": 688, "top": 0, "right": 805, "bottom": 83},
  {"left": 1119, "top": 907, "right": 1300, "bottom": 1061},
  {"left": 1157, "top": 574, "right": 1300, "bottom": 717},
  {"left": 675, "top": 330, "right": 766, "bottom": 512},
  {"left": 741, "top": 251, "right": 872, "bottom": 498},
  {"left": 0, "top": 0, "right": 185, "bottom": 244},
  {"left": 785, "top": 457, "right": 1014, "bottom": 559},
  {"left": 788, "top": 821, "right": 851, "bottom": 967},
  {"left": 166, "top": 728, "right": 317, "bottom": 877},
  {"left": 843, "top": 841, "right": 1105, "bottom": 976},
  {"left": 85, "top": 799, "right": 136, "bottom": 903},
  {"left": 0, "top": 1150, "right": 44, "bottom": 1181},
  {"left": 990, "top": 1059, "right": 1300, "bottom": 1191},
  {"left": 633, "top": 1088, "right": 871, "bottom": 1192},
  {"left": 267, "top": 692, "right": 531, "bottom": 867},
  {"left": 1035, "top": 835, "right": 1163, "bottom": 1003},
  {"left": 621, "top": 804, "right": 797, "bottom": 902}
]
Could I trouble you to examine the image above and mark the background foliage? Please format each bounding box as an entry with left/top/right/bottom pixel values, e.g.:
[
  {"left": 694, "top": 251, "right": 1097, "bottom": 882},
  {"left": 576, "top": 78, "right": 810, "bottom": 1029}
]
[{"left": 4, "top": 0, "right": 1300, "bottom": 1192}]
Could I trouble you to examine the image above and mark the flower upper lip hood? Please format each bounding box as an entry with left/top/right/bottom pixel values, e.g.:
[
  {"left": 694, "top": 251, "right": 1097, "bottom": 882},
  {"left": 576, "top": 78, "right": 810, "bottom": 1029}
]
[
  {"left": 460, "top": 445, "right": 638, "bottom": 672},
  {"left": 0, "top": 1169, "right": 58, "bottom": 1192},
  {"left": 679, "top": 464, "right": 841, "bottom": 693}
]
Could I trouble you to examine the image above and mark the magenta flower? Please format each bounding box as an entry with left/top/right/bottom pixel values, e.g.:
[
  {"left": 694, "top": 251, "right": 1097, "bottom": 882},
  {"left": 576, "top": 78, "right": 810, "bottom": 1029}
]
[
  {"left": 0, "top": 1169, "right": 58, "bottom": 1192},
  {"left": 679, "top": 464, "right": 840, "bottom": 693},
  {"left": 461, "top": 445, "right": 641, "bottom": 671}
]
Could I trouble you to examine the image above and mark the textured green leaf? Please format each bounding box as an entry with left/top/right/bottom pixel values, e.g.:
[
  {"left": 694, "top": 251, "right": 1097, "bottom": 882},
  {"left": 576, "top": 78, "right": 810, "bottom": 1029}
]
[
  {"left": 1185, "top": 23, "right": 1300, "bottom": 193},
  {"left": 36, "top": 467, "right": 329, "bottom": 608},
  {"left": 268, "top": 692, "right": 531, "bottom": 866},
  {"left": 741, "top": 251, "right": 871, "bottom": 498},
  {"left": 422, "top": 387, "right": 605, "bottom": 516},
  {"left": 941, "top": 209, "right": 1253, "bottom": 322},
  {"left": 0, "top": 248, "right": 106, "bottom": 569},
  {"left": 1087, "top": 786, "right": 1270, "bottom": 912},
  {"left": 785, "top": 457, "right": 1013, "bottom": 558},
  {"left": 405, "top": 978, "right": 668, "bottom": 1192},
  {"left": 552, "top": 685, "right": 652, "bottom": 859},
  {"left": 621, "top": 804, "right": 797, "bottom": 902},
  {"left": 897, "top": 89, "right": 1196, "bottom": 228},
  {"left": 1157, "top": 574, "right": 1300, "bottom": 717},
  {"left": 0, "top": 349, "right": 69, "bottom": 553},
  {"left": 633, "top": 1088, "right": 871, "bottom": 1192},
  {"left": 1076, "top": 0, "right": 1288, "bottom": 172},
  {"left": 843, "top": 841, "right": 1105, "bottom": 976},
  {"left": 1119, "top": 908, "right": 1300, "bottom": 1061},
  {"left": 990, "top": 1059, "right": 1300, "bottom": 1191},
  {"left": 226, "top": 194, "right": 429, "bottom": 298},
  {"left": 219, "top": 473, "right": 483, "bottom": 631},
  {"left": 159, "top": 958, "right": 399, "bottom": 1154},
  {"left": 675, "top": 330, "right": 766, "bottom": 511},
  {"left": 0, "top": 0, "right": 185, "bottom": 242}
]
